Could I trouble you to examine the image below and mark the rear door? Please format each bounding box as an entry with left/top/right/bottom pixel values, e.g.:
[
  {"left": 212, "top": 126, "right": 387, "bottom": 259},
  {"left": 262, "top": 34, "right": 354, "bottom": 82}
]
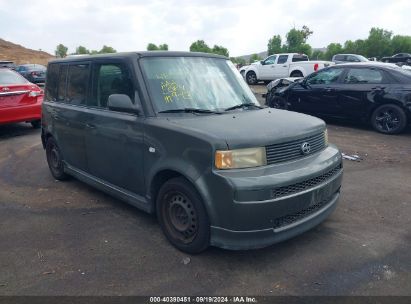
[
  {"left": 289, "top": 67, "right": 345, "bottom": 116},
  {"left": 338, "top": 67, "right": 389, "bottom": 119},
  {"left": 51, "top": 62, "right": 90, "bottom": 171},
  {"left": 84, "top": 59, "right": 146, "bottom": 195}
]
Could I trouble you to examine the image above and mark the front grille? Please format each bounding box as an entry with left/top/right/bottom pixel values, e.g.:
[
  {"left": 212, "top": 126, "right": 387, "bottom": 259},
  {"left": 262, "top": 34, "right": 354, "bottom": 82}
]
[
  {"left": 266, "top": 132, "right": 326, "bottom": 165},
  {"left": 271, "top": 164, "right": 342, "bottom": 199},
  {"left": 273, "top": 196, "right": 332, "bottom": 229}
]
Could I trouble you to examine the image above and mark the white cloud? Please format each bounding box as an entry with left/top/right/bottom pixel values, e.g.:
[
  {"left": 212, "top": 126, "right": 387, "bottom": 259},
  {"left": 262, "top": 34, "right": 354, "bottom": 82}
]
[{"left": 0, "top": 0, "right": 410, "bottom": 57}]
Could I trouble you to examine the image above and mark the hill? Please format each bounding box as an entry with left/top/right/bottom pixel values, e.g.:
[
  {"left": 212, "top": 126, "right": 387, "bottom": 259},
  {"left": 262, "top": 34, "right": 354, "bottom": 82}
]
[{"left": 0, "top": 38, "right": 54, "bottom": 65}]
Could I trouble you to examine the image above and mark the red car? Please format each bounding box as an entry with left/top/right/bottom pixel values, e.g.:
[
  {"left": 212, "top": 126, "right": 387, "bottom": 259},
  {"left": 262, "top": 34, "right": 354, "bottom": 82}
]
[{"left": 0, "top": 68, "right": 43, "bottom": 128}]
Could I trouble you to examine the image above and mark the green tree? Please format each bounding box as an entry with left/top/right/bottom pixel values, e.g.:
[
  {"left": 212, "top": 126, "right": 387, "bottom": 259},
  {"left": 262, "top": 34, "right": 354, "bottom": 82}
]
[
  {"left": 391, "top": 35, "right": 411, "bottom": 54},
  {"left": 189, "top": 40, "right": 211, "bottom": 53},
  {"left": 212, "top": 45, "right": 229, "bottom": 57},
  {"left": 99, "top": 45, "right": 117, "bottom": 54},
  {"left": 147, "top": 43, "right": 159, "bottom": 50},
  {"left": 55, "top": 44, "right": 68, "bottom": 58},
  {"left": 325, "top": 43, "right": 343, "bottom": 60},
  {"left": 230, "top": 57, "right": 246, "bottom": 66},
  {"left": 75, "top": 45, "right": 89, "bottom": 55},
  {"left": 311, "top": 50, "right": 325, "bottom": 60},
  {"left": 267, "top": 35, "right": 282, "bottom": 55},
  {"left": 365, "top": 27, "right": 393, "bottom": 58},
  {"left": 284, "top": 26, "right": 313, "bottom": 56},
  {"left": 249, "top": 54, "right": 262, "bottom": 64},
  {"left": 147, "top": 43, "right": 169, "bottom": 51},
  {"left": 158, "top": 44, "right": 169, "bottom": 50}
]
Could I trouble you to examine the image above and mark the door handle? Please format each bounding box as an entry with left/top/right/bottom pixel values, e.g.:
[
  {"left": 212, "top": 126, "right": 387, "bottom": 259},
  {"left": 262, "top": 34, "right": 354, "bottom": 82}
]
[
  {"left": 283, "top": 65, "right": 287, "bottom": 67},
  {"left": 86, "top": 123, "right": 96, "bottom": 129}
]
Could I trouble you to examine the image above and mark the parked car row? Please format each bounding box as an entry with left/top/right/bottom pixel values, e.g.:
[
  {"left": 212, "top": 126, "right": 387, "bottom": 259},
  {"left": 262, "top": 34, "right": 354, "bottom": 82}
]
[
  {"left": 0, "top": 60, "right": 47, "bottom": 83},
  {"left": 265, "top": 63, "right": 411, "bottom": 134}
]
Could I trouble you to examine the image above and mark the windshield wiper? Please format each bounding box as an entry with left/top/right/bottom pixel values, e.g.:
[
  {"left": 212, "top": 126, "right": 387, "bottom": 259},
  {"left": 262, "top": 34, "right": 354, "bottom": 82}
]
[
  {"left": 224, "top": 103, "right": 263, "bottom": 112},
  {"left": 158, "top": 108, "right": 222, "bottom": 114}
]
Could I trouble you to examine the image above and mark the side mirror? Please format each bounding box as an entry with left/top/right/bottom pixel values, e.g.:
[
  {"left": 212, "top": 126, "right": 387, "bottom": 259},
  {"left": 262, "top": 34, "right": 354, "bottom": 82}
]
[
  {"left": 260, "top": 60, "right": 265, "bottom": 65},
  {"left": 108, "top": 94, "right": 140, "bottom": 114}
]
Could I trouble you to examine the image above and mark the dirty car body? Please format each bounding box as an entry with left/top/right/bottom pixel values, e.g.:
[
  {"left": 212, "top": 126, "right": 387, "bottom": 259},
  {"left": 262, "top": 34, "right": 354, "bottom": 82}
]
[{"left": 41, "top": 52, "right": 343, "bottom": 252}]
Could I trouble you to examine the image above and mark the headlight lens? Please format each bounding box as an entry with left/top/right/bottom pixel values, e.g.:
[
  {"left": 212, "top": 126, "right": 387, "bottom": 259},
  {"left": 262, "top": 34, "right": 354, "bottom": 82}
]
[
  {"left": 324, "top": 129, "right": 328, "bottom": 146},
  {"left": 215, "top": 147, "right": 267, "bottom": 169}
]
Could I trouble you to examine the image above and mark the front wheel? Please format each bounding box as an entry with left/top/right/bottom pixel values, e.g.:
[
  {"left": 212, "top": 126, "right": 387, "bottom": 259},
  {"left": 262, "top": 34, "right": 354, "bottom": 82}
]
[
  {"left": 156, "top": 177, "right": 210, "bottom": 253},
  {"left": 246, "top": 71, "right": 258, "bottom": 85},
  {"left": 371, "top": 104, "right": 407, "bottom": 134}
]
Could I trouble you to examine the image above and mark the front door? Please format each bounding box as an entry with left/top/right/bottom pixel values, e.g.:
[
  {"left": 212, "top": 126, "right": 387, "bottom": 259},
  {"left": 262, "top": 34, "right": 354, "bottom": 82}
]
[
  {"left": 84, "top": 61, "right": 145, "bottom": 195},
  {"left": 259, "top": 55, "right": 277, "bottom": 80},
  {"left": 291, "top": 67, "right": 345, "bottom": 116}
]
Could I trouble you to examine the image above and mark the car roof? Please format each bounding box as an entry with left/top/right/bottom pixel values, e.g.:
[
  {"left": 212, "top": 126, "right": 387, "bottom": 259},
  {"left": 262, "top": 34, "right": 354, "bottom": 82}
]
[
  {"left": 333, "top": 54, "right": 361, "bottom": 57},
  {"left": 50, "top": 51, "right": 227, "bottom": 64},
  {"left": 330, "top": 62, "right": 395, "bottom": 69}
]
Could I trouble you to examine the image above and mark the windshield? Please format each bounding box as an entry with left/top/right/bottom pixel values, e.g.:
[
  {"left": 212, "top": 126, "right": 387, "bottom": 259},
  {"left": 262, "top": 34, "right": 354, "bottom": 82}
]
[
  {"left": 140, "top": 57, "right": 259, "bottom": 112},
  {"left": 357, "top": 55, "right": 369, "bottom": 62}
]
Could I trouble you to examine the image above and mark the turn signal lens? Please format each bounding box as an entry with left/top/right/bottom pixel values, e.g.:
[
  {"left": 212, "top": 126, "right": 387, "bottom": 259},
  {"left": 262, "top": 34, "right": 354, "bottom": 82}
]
[{"left": 215, "top": 147, "right": 267, "bottom": 169}]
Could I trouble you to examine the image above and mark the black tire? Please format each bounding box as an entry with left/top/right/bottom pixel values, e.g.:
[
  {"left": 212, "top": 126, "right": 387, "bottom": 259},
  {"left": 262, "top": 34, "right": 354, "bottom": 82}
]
[
  {"left": 269, "top": 96, "right": 288, "bottom": 109},
  {"left": 31, "top": 120, "right": 41, "bottom": 129},
  {"left": 290, "top": 71, "right": 304, "bottom": 77},
  {"left": 246, "top": 71, "right": 258, "bottom": 85},
  {"left": 46, "top": 137, "right": 69, "bottom": 180},
  {"left": 371, "top": 104, "right": 407, "bottom": 134},
  {"left": 156, "top": 177, "right": 210, "bottom": 253}
]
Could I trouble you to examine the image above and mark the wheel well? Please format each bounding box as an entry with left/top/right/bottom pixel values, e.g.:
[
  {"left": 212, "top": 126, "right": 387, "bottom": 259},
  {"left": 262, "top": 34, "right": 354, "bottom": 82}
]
[
  {"left": 41, "top": 132, "right": 53, "bottom": 149},
  {"left": 150, "top": 170, "right": 184, "bottom": 209},
  {"left": 290, "top": 70, "right": 303, "bottom": 76}
]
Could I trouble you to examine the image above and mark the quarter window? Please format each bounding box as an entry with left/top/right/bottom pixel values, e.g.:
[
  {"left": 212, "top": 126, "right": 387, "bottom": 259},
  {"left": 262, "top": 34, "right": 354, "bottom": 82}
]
[
  {"left": 90, "top": 63, "right": 134, "bottom": 108},
  {"left": 307, "top": 68, "right": 343, "bottom": 85},
  {"left": 45, "top": 64, "right": 59, "bottom": 101},
  {"left": 57, "top": 65, "right": 68, "bottom": 101},
  {"left": 344, "top": 68, "right": 383, "bottom": 84}
]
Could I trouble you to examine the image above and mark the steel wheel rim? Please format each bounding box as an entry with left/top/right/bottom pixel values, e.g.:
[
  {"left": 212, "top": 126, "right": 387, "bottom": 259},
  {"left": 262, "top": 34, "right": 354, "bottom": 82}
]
[
  {"left": 375, "top": 108, "right": 401, "bottom": 132},
  {"left": 162, "top": 191, "right": 198, "bottom": 243},
  {"left": 247, "top": 73, "right": 256, "bottom": 84}
]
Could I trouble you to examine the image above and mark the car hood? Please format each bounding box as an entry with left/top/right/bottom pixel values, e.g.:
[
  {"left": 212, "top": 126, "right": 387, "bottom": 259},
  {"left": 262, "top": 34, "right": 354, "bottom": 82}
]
[{"left": 164, "top": 108, "right": 325, "bottom": 149}]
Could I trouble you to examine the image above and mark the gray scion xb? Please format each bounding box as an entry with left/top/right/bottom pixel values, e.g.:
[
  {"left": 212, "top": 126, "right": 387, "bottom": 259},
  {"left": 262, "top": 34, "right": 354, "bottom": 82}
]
[{"left": 41, "top": 51, "right": 343, "bottom": 253}]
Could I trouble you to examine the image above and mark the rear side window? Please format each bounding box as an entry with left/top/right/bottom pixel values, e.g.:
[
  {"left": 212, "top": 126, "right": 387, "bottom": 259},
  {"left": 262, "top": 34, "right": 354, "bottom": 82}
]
[
  {"left": 90, "top": 63, "right": 134, "bottom": 108},
  {"left": 344, "top": 68, "right": 383, "bottom": 84},
  {"left": 45, "top": 64, "right": 59, "bottom": 101},
  {"left": 66, "top": 63, "right": 90, "bottom": 105},
  {"left": 57, "top": 65, "right": 68, "bottom": 101},
  {"left": 334, "top": 55, "right": 345, "bottom": 61},
  {"left": 292, "top": 55, "right": 308, "bottom": 62},
  {"left": 277, "top": 55, "right": 288, "bottom": 64}
]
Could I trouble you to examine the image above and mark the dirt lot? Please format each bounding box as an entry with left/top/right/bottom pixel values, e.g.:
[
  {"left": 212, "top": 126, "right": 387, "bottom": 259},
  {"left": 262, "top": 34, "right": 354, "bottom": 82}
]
[{"left": 0, "top": 91, "right": 410, "bottom": 295}]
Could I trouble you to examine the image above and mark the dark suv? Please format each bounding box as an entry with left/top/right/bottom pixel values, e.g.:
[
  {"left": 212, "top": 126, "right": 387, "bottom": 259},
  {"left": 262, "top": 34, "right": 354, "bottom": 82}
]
[{"left": 41, "top": 52, "right": 343, "bottom": 253}]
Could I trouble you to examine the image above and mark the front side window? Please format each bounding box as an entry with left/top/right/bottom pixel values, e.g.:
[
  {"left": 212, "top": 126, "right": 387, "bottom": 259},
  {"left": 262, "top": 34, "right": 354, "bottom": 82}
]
[
  {"left": 140, "top": 57, "right": 259, "bottom": 113},
  {"left": 90, "top": 63, "right": 134, "bottom": 108},
  {"left": 66, "top": 63, "right": 89, "bottom": 105},
  {"left": 307, "top": 68, "right": 343, "bottom": 85},
  {"left": 344, "top": 68, "right": 383, "bottom": 84},
  {"left": 264, "top": 55, "right": 277, "bottom": 65},
  {"left": 277, "top": 55, "right": 289, "bottom": 64}
]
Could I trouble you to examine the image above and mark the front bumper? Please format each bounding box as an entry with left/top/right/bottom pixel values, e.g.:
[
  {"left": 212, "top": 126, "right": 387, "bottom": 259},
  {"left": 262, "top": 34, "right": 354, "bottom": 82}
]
[{"left": 198, "top": 145, "right": 343, "bottom": 250}]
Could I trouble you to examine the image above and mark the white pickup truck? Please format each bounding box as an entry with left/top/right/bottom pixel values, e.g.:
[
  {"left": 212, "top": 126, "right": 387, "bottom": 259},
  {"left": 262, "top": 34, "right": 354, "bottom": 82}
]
[{"left": 244, "top": 53, "right": 334, "bottom": 85}]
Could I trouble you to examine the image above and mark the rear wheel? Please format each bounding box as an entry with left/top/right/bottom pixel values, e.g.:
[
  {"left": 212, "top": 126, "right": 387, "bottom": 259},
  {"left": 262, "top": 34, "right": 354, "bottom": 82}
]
[
  {"left": 246, "top": 71, "right": 258, "bottom": 85},
  {"left": 156, "top": 177, "right": 210, "bottom": 253},
  {"left": 31, "top": 120, "right": 41, "bottom": 129},
  {"left": 46, "top": 137, "right": 69, "bottom": 180},
  {"left": 371, "top": 104, "right": 407, "bottom": 134}
]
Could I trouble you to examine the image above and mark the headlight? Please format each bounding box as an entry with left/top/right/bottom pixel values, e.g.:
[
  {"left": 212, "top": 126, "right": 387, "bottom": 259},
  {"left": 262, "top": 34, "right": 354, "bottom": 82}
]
[
  {"left": 215, "top": 147, "right": 267, "bottom": 169},
  {"left": 324, "top": 129, "right": 328, "bottom": 146}
]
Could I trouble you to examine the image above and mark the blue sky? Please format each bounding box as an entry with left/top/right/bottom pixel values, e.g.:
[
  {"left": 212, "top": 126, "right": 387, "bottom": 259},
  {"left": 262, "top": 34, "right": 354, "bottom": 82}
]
[{"left": 1, "top": 0, "right": 410, "bottom": 57}]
